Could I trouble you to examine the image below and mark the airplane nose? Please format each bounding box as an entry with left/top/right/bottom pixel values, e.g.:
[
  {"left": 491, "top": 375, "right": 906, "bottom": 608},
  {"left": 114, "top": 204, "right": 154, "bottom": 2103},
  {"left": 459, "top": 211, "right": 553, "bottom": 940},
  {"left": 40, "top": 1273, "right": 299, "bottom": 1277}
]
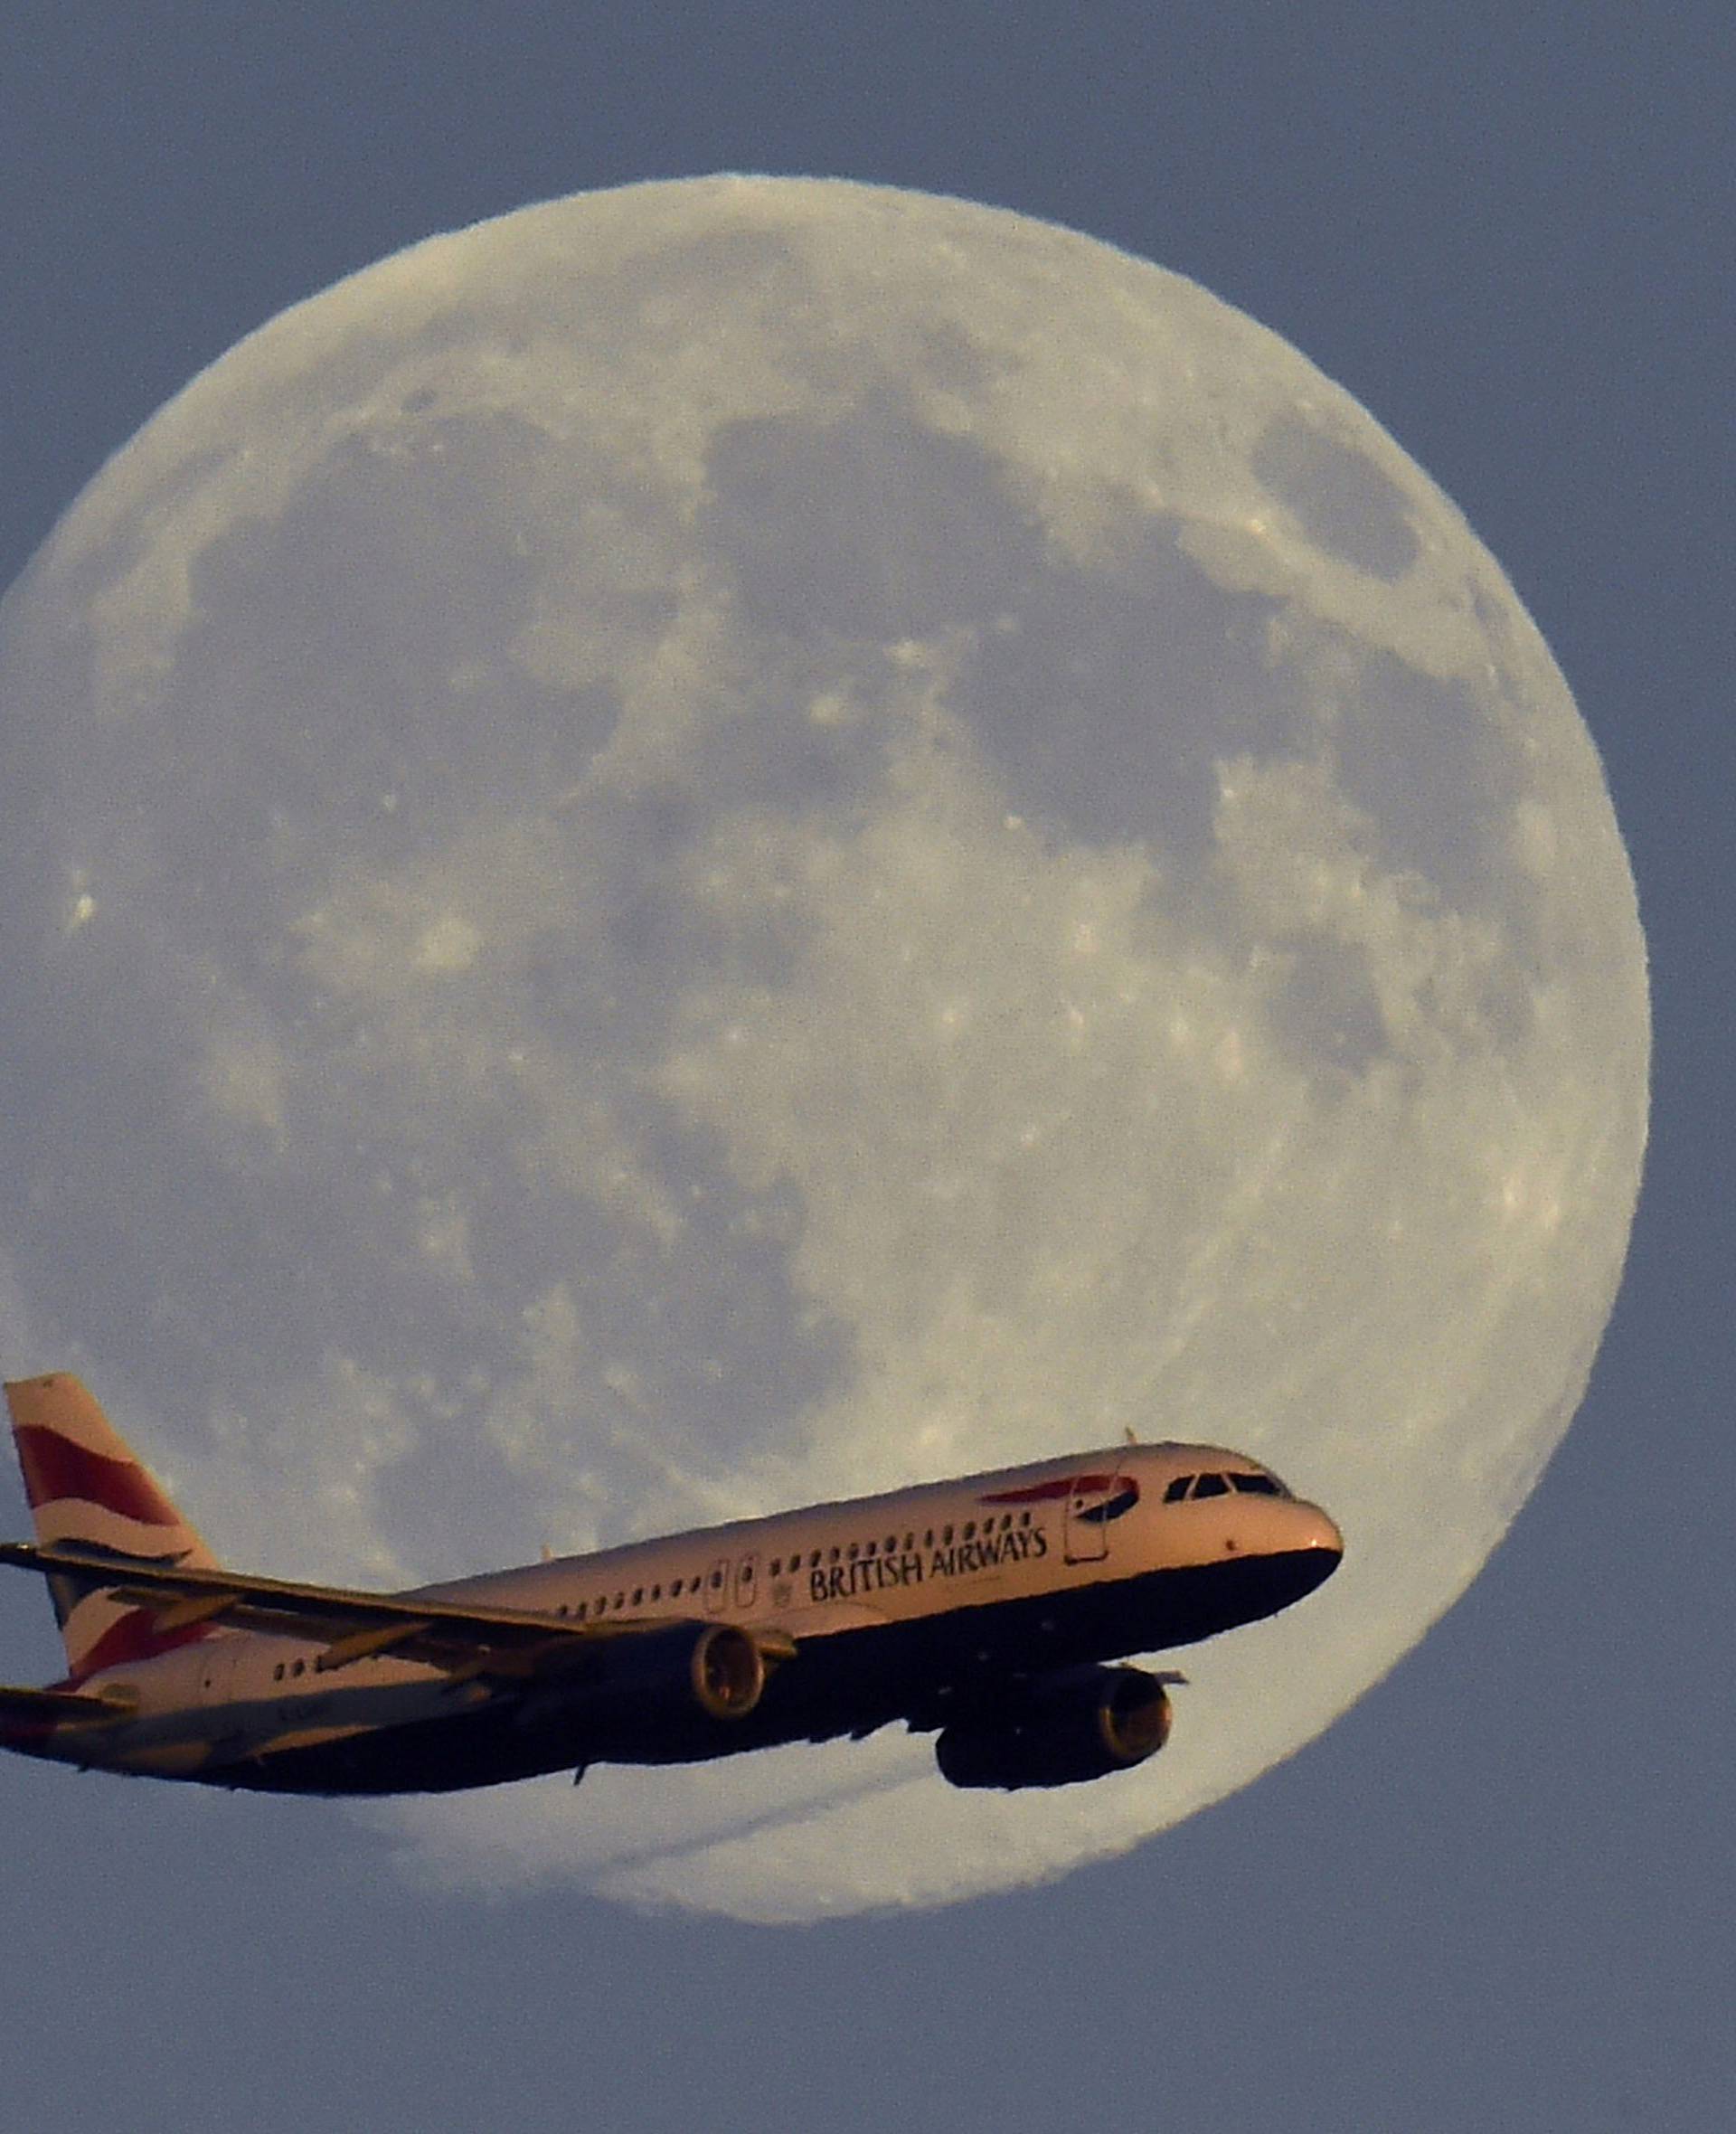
[
  {"left": 1298, "top": 1504, "right": 1344, "bottom": 1567},
  {"left": 1305, "top": 1510, "right": 1347, "bottom": 1562}
]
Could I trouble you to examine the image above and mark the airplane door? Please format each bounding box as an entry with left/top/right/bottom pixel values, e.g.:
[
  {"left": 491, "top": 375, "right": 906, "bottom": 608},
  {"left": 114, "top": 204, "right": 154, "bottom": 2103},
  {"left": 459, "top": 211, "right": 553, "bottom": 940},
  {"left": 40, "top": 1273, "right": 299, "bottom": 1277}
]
[
  {"left": 705, "top": 1557, "right": 731, "bottom": 1615},
  {"left": 1063, "top": 1478, "right": 1111, "bottom": 1564},
  {"left": 195, "top": 1638, "right": 250, "bottom": 1762},
  {"left": 733, "top": 1553, "right": 759, "bottom": 1615},
  {"left": 197, "top": 1637, "right": 240, "bottom": 1704}
]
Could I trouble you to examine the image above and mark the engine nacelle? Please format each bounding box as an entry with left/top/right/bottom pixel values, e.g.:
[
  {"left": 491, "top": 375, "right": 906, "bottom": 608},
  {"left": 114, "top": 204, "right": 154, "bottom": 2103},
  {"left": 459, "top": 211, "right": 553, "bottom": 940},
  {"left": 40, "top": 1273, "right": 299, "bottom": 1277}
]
[
  {"left": 517, "top": 1620, "right": 782, "bottom": 1740},
  {"left": 598, "top": 1619, "right": 777, "bottom": 1721},
  {"left": 684, "top": 1621, "right": 772, "bottom": 1721},
  {"left": 934, "top": 1665, "right": 1175, "bottom": 1790}
]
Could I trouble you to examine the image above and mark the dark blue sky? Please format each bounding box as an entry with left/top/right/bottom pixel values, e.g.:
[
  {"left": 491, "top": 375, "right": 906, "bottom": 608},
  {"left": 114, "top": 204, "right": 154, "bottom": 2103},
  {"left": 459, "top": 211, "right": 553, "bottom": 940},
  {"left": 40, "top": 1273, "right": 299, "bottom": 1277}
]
[{"left": 0, "top": 7, "right": 1728, "bottom": 2129}]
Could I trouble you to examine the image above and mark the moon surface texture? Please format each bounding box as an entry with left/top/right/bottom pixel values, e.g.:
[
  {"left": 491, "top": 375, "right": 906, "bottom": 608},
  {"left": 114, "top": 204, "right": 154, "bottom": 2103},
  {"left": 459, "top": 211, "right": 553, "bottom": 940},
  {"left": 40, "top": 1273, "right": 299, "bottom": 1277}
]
[{"left": 0, "top": 178, "right": 1646, "bottom": 1920}]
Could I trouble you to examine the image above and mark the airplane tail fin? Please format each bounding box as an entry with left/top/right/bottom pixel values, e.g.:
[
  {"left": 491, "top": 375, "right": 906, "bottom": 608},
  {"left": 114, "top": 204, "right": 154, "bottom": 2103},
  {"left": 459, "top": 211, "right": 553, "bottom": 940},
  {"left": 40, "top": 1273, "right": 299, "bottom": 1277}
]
[{"left": 5, "top": 1373, "right": 221, "bottom": 1678}]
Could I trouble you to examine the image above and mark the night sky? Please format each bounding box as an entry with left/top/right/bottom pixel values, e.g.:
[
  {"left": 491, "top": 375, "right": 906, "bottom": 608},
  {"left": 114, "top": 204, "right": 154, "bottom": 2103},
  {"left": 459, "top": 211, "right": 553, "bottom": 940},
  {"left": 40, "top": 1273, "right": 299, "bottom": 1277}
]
[{"left": 0, "top": 7, "right": 1727, "bottom": 2129}]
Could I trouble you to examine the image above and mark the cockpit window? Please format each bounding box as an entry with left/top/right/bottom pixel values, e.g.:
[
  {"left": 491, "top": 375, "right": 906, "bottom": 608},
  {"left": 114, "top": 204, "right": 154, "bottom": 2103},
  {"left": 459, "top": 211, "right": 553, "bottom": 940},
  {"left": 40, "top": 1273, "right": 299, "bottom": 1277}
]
[{"left": 1165, "top": 1468, "right": 1291, "bottom": 1502}]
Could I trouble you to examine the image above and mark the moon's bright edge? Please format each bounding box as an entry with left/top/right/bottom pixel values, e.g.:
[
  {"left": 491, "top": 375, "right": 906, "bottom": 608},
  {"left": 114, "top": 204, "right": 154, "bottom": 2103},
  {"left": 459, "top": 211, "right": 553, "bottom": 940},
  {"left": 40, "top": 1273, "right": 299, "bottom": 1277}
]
[{"left": 0, "top": 178, "right": 1646, "bottom": 1921}]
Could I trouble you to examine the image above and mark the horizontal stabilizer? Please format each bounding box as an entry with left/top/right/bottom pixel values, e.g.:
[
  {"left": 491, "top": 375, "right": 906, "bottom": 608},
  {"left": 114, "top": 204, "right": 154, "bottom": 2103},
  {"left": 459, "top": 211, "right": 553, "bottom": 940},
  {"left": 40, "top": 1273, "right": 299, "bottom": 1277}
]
[{"left": 0, "top": 1682, "right": 137, "bottom": 1728}]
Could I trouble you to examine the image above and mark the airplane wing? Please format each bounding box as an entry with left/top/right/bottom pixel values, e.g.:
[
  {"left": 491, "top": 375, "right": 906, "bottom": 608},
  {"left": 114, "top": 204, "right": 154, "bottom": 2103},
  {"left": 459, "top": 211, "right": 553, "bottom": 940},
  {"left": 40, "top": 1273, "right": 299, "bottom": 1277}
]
[{"left": 0, "top": 1540, "right": 741, "bottom": 1683}]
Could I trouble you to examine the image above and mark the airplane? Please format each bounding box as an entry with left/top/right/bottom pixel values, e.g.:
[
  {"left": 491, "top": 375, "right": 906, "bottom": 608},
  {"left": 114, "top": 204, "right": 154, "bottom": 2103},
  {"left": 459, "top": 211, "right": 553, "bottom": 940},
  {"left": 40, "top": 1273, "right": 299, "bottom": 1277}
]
[{"left": 0, "top": 1372, "right": 1342, "bottom": 1797}]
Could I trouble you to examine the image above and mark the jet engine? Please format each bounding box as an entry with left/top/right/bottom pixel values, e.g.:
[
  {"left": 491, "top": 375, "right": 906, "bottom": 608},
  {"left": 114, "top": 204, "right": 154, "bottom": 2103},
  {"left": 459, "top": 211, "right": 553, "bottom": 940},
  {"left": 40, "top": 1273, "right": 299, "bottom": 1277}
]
[
  {"left": 682, "top": 1621, "right": 776, "bottom": 1720},
  {"left": 516, "top": 1620, "right": 791, "bottom": 1742},
  {"left": 934, "top": 1664, "right": 1176, "bottom": 1790},
  {"left": 596, "top": 1619, "right": 789, "bottom": 1721}
]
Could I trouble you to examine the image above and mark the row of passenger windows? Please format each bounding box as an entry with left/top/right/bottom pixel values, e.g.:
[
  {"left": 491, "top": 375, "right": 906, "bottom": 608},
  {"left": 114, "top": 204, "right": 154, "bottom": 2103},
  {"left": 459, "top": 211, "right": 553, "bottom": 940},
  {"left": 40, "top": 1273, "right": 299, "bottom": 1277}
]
[
  {"left": 549, "top": 1567, "right": 724, "bottom": 1620},
  {"left": 768, "top": 1509, "right": 1033, "bottom": 1578},
  {"left": 1163, "top": 1470, "right": 1286, "bottom": 1503},
  {"left": 536, "top": 1509, "right": 1040, "bottom": 1623}
]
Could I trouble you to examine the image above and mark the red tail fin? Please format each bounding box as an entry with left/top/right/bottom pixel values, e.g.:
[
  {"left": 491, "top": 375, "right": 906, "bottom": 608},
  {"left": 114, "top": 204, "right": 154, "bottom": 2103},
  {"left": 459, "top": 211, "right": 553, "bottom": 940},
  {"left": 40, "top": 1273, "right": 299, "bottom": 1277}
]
[{"left": 5, "top": 1374, "right": 220, "bottom": 1678}]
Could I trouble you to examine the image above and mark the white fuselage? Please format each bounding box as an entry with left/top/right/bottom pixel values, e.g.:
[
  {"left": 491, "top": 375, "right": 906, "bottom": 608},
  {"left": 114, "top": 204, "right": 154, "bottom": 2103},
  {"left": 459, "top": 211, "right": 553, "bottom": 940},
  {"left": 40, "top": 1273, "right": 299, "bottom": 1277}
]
[{"left": 17, "top": 1441, "right": 1342, "bottom": 1793}]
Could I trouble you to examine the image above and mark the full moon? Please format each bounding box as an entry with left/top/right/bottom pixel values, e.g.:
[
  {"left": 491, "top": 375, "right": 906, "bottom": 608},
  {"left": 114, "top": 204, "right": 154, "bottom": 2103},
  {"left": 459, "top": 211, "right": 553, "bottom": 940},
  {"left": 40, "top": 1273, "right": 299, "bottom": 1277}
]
[{"left": 0, "top": 178, "right": 1646, "bottom": 1921}]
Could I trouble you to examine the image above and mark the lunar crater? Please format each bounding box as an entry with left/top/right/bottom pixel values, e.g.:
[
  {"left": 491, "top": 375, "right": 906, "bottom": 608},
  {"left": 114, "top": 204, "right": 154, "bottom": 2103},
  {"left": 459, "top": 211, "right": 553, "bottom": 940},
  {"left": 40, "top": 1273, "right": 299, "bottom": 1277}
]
[{"left": 1250, "top": 412, "right": 1421, "bottom": 581}]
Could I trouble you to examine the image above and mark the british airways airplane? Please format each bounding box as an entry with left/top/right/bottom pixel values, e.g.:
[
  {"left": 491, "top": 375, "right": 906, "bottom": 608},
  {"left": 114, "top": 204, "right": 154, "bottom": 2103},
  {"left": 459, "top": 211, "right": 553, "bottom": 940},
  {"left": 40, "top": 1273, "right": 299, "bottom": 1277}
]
[{"left": 0, "top": 1373, "right": 1341, "bottom": 1797}]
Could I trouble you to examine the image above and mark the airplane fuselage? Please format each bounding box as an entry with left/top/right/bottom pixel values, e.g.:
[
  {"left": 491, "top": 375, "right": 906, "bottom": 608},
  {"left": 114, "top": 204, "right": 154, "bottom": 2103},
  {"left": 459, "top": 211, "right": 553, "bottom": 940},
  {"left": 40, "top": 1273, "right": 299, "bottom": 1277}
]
[{"left": 3, "top": 1440, "right": 1342, "bottom": 1797}]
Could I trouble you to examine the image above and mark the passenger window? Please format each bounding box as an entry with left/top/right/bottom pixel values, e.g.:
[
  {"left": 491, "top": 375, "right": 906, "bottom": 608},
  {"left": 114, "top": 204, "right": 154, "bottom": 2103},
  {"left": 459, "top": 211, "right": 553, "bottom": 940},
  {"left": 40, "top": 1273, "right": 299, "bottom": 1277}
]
[
  {"left": 273, "top": 1663, "right": 284, "bottom": 1682},
  {"left": 864, "top": 1539, "right": 876, "bottom": 1557},
  {"left": 1194, "top": 1473, "right": 1230, "bottom": 1498},
  {"left": 614, "top": 1591, "right": 626, "bottom": 1608},
  {"left": 942, "top": 1526, "right": 954, "bottom": 1544},
  {"left": 848, "top": 1542, "right": 859, "bottom": 1560},
  {"left": 1164, "top": 1476, "right": 1192, "bottom": 1503},
  {"left": 963, "top": 1521, "right": 976, "bottom": 1540}
]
